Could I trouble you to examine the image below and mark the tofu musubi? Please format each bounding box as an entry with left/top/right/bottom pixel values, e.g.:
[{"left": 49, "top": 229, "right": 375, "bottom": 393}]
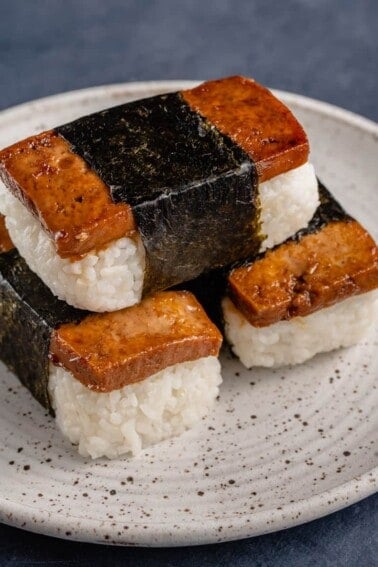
[
  {"left": 0, "top": 76, "right": 318, "bottom": 311},
  {"left": 223, "top": 183, "right": 378, "bottom": 367},
  {"left": 0, "top": 236, "right": 222, "bottom": 459}
]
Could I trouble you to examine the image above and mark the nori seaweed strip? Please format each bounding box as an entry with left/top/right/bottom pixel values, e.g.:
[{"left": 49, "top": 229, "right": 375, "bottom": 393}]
[
  {"left": 0, "top": 250, "right": 87, "bottom": 411},
  {"left": 56, "top": 92, "right": 261, "bottom": 294},
  {"left": 173, "top": 268, "right": 227, "bottom": 328}
]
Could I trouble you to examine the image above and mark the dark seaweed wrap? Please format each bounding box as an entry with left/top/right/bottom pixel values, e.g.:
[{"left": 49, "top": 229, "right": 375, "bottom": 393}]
[
  {"left": 0, "top": 250, "right": 86, "bottom": 410},
  {"left": 56, "top": 92, "right": 261, "bottom": 293},
  {"left": 292, "top": 181, "right": 351, "bottom": 240}
]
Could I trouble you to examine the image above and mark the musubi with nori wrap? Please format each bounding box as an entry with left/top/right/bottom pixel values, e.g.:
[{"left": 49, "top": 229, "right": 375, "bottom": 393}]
[
  {"left": 0, "top": 76, "right": 318, "bottom": 311},
  {"left": 0, "top": 236, "right": 222, "bottom": 458},
  {"left": 222, "top": 183, "right": 378, "bottom": 367}
]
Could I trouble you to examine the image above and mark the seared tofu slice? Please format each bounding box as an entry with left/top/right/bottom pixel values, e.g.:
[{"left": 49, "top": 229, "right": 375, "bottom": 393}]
[
  {"left": 50, "top": 291, "right": 222, "bottom": 392},
  {"left": 183, "top": 75, "right": 308, "bottom": 182},
  {"left": 0, "top": 132, "right": 136, "bottom": 258},
  {"left": 228, "top": 219, "right": 378, "bottom": 327}
]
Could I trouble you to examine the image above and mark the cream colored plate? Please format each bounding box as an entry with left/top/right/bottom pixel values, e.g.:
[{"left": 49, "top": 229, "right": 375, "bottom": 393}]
[{"left": 0, "top": 82, "right": 377, "bottom": 546}]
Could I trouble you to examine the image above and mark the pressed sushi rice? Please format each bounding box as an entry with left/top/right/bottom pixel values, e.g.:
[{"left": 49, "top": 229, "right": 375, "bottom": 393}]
[
  {"left": 49, "top": 356, "right": 222, "bottom": 459},
  {"left": 0, "top": 162, "right": 318, "bottom": 311},
  {"left": 259, "top": 162, "right": 318, "bottom": 251},
  {"left": 222, "top": 291, "right": 378, "bottom": 368},
  {"left": 0, "top": 181, "right": 145, "bottom": 312}
]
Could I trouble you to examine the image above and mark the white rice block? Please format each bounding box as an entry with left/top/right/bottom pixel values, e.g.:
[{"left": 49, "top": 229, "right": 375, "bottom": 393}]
[
  {"left": 48, "top": 356, "right": 222, "bottom": 459},
  {"left": 0, "top": 161, "right": 317, "bottom": 311},
  {"left": 259, "top": 162, "right": 319, "bottom": 251},
  {"left": 0, "top": 182, "right": 145, "bottom": 312},
  {"left": 222, "top": 291, "right": 378, "bottom": 368}
]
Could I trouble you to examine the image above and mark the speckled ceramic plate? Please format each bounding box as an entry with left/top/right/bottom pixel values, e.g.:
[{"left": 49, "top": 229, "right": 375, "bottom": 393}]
[{"left": 0, "top": 82, "right": 377, "bottom": 546}]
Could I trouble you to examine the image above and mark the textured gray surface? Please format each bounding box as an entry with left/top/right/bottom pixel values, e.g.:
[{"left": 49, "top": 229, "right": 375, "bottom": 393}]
[{"left": 0, "top": 0, "right": 377, "bottom": 564}]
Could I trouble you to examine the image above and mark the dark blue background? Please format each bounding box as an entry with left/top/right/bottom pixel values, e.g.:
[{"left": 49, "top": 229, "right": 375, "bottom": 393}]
[
  {"left": 1, "top": 0, "right": 377, "bottom": 120},
  {"left": 0, "top": 0, "right": 377, "bottom": 564}
]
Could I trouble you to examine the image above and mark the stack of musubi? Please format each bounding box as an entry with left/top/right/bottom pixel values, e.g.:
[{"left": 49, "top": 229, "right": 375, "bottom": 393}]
[{"left": 0, "top": 75, "right": 376, "bottom": 459}]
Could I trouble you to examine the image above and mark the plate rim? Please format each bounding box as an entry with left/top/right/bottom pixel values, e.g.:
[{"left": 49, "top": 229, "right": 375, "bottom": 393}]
[
  {"left": 0, "top": 466, "right": 376, "bottom": 546},
  {"left": 0, "top": 81, "right": 377, "bottom": 546},
  {"left": 0, "top": 80, "right": 377, "bottom": 134}
]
